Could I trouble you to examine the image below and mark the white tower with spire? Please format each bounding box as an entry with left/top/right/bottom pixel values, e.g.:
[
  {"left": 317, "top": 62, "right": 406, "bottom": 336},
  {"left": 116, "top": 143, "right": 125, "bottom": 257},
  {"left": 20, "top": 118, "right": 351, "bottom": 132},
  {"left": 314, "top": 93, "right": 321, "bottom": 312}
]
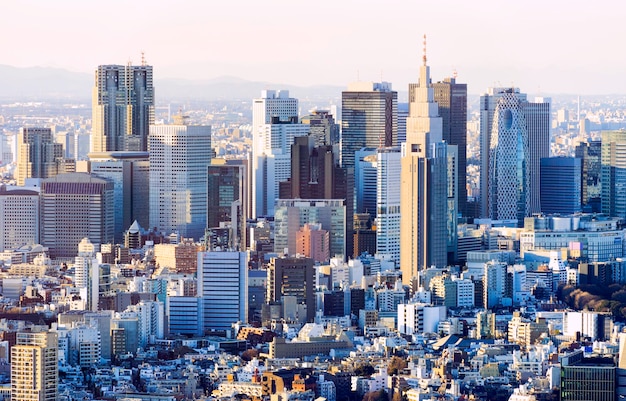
[{"left": 400, "top": 36, "right": 448, "bottom": 289}]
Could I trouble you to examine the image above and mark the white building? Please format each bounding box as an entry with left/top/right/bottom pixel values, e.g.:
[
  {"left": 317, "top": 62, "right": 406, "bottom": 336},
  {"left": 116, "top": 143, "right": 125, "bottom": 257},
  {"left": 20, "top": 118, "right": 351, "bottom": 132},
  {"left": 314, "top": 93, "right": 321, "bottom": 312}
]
[
  {"left": 74, "top": 238, "right": 100, "bottom": 312},
  {"left": 197, "top": 251, "right": 248, "bottom": 332},
  {"left": 484, "top": 261, "right": 507, "bottom": 308},
  {"left": 0, "top": 187, "right": 39, "bottom": 252},
  {"left": 148, "top": 123, "right": 211, "bottom": 240},
  {"left": 376, "top": 147, "right": 401, "bottom": 265},
  {"left": 398, "top": 303, "right": 446, "bottom": 335},
  {"left": 251, "top": 90, "right": 307, "bottom": 217}
]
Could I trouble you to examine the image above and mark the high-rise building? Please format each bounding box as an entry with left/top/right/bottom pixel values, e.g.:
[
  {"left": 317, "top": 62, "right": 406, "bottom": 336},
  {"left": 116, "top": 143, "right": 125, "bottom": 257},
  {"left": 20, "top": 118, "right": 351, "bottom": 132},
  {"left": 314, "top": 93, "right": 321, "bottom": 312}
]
[
  {"left": 279, "top": 136, "right": 353, "bottom": 257},
  {"left": 300, "top": 110, "right": 340, "bottom": 147},
  {"left": 197, "top": 251, "right": 248, "bottom": 332},
  {"left": 601, "top": 130, "right": 626, "bottom": 221},
  {"left": 375, "top": 147, "right": 401, "bottom": 265},
  {"left": 15, "top": 127, "right": 64, "bottom": 186},
  {"left": 251, "top": 90, "right": 307, "bottom": 217},
  {"left": 149, "top": 122, "right": 211, "bottom": 240},
  {"left": 89, "top": 151, "right": 150, "bottom": 242},
  {"left": 560, "top": 350, "right": 616, "bottom": 401},
  {"left": 40, "top": 173, "right": 114, "bottom": 259},
  {"left": 341, "top": 82, "right": 397, "bottom": 170},
  {"left": 91, "top": 64, "right": 154, "bottom": 153},
  {"left": 274, "top": 199, "right": 346, "bottom": 261},
  {"left": 207, "top": 160, "right": 248, "bottom": 251},
  {"left": 354, "top": 148, "right": 378, "bottom": 217},
  {"left": 432, "top": 77, "right": 467, "bottom": 216},
  {"left": 479, "top": 88, "right": 550, "bottom": 221},
  {"left": 575, "top": 140, "right": 602, "bottom": 212},
  {"left": 11, "top": 330, "right": 58, "bottom": 401},
  {"left": 400, "top": 52, "right": 448, "bottom": 286},
  {"left": 0, "top": 186, "right": 39, "bottom": 252},
  {"left": 540, "top": 157, "right": 582, "bottom": 215},
  {"left": 267, "top": 256, "right": 315, "bottom": 322}
]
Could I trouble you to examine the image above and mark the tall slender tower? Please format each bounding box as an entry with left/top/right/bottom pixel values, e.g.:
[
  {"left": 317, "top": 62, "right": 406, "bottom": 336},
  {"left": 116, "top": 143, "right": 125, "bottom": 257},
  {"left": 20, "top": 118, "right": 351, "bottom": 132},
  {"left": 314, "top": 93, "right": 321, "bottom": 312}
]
[
  {"left": 11, "top": 330, "right": 58, "bottom": 401},
  {"left": 91, "top": 64, "right": 154, "bottom": 153},
  {"left": 400, "top": 37, "right": 448, "bottom": 287}
]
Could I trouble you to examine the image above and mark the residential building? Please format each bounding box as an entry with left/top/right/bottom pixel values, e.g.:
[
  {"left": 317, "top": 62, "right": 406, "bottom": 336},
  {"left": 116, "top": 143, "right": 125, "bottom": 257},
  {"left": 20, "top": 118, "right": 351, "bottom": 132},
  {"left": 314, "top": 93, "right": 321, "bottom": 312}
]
[{"left": 11, "top": 330, "right": 58, "bottom": 401}]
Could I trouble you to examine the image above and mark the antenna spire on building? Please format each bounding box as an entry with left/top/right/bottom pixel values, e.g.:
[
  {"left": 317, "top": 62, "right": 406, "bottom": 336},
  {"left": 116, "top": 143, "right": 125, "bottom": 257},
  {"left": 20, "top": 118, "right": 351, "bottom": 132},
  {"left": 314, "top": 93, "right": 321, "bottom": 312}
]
[
  {"left": 422, "top": 34, "right": 427, "bottom": 66},
  {"left": 141, "top": 51, "right": 146, "bottom": 66}
]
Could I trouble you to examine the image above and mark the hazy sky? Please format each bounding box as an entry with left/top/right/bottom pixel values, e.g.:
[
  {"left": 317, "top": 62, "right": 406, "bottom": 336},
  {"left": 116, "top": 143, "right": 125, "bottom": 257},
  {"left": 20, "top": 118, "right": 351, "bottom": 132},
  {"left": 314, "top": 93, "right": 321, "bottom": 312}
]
[{"left": 2, "top": 0, "right": 625, "bottom": 94}]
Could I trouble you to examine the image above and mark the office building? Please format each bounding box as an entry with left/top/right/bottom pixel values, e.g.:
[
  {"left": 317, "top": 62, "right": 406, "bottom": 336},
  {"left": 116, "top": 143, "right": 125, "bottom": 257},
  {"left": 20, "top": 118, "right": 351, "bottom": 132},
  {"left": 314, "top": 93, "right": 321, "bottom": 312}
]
[
  {"left": 197, "top": 251, "right": 248, "bottom": 332},
  {"left": 207, "top": 160, "right": 248, "bottom": 251},
  {"left": 15, "top": 127, "right": 64, "bottom": 186},
  {"left": 91, "top": 63, "right": 154, "bottom": 153},
  {"left": 354, "top": 148, "right": 378, "bottom": 217},
  {"left": 0, "top": 186, "right": 39, "bottom": 252},
  {"left": 353, "top": 213, "right": 376, "bottom": 257},
  {"left": 149, "top": 122, "right": 212, "bottom": 240},
  {"left": 274, "top": 199, "right": 346, "bottom": 260},
  {"left": 480, "top": 88, "right": 550, "bottom": 220},
  {"left": 74, "top": 238, "right": 100, "bottom": 311},
  {"left": 575, "top": 140, "right": 601, "bottom": 212},
  {"left": 375, "top": 147, "right": 401, "bottom": 264},
  {"left": 267, "top": 256, "right": 315, "bottom": 322},
  {"left": 432, "top": 77, "right": 468, "bottom": 216},
  {"left": 295, "top": 223, "right": 330, "bottom": 263},
  {"left": 40, "top": 173, "right": 114, "bottom": 259},
  {"left": 300, "top": 110, "right": 340, "bottom": 147},
  {"left": 400, "top": 51, "right": 448, "bottom": 286},
  {"left": 167, "top": 296, "right": 203, "bottom": 336},
  {"left": 560, "top": 350, "right": 616, "bottom": 401},
  {"left": 540, "top": 157, "right": 582, "bottom": 214},
  {"left": 89, "top": 151, "right": 150, "bottom": 242},
  {"left": 11, "top": 330, "right": 58, "bottom": 401},
  {"left": 601, "top": 130, "right": 626, "bottom": 221},
  {"left": 251, "top": 90, "right": 307, "bottom": 217},
  {"left": 341, "top": 82, "right": 397, "bottom": 170},
  {"left": 279, "top": 135, "right": 353, "bottom": 256}
]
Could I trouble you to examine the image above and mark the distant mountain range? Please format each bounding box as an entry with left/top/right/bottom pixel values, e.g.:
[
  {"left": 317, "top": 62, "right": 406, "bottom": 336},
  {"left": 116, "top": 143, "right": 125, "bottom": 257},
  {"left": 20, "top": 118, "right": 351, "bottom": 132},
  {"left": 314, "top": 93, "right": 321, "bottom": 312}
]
[{"left": 0, "top": 65, "right": 344, "bottom": 101}]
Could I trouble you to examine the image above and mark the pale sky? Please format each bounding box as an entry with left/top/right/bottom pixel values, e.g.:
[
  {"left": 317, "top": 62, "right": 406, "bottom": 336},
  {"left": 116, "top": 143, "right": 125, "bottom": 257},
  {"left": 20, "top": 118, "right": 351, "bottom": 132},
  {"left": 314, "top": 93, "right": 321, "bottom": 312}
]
[{"left": 2, "top": 0, "right": 625, "bottom": 94}]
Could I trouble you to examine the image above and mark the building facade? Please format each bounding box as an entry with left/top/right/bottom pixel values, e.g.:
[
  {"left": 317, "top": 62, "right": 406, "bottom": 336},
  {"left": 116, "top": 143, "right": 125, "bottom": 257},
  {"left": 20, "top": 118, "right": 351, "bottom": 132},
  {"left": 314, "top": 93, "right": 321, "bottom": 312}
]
[
  {"left": 11, "top": 330, "right": 58, "bottom": 401},
  {"left": 0, "top": 187, "right": 39, "bottom": 252},
  {"left": 91, "top": 64, "right": 154, "bottom": 153},
  {"left": 15, "top": 127, "right": 64, "bottom": 186},
  {"left": 540, "top": 157, "right": 582, "bottom": 215},
  {"left": 40, "top": 173, "right": 114, "bottom": 259},
  {"left": 148, "top": 123, "right": 212, "bottom": 240}
]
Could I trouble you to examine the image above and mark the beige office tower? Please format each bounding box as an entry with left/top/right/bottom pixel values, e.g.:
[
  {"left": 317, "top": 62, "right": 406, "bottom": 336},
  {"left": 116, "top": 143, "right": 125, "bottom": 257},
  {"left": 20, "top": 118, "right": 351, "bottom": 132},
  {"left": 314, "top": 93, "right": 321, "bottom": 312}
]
[
  {"left": 400, "top": 46, "right": 447, "bottom": 289},
  {"left": 15, "top": 127, "right": 63, "bottom": 186},
  {"left": 11, "top": 330, "right": 58, "bottom": 401}
]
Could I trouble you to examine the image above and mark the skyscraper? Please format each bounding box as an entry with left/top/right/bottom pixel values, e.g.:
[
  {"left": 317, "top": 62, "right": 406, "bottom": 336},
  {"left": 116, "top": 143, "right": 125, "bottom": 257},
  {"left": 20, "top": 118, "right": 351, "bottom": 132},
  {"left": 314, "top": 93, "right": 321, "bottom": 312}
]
[
  {"left": 300, "top": 110, "right": 340, "bottom": 147},
  {"left": 15, "top": 127, "right": 64, "bottom": 186},
  {"left": 601, "top": 130, "right": 626, "bottom": 221},
  {"left": 400, "top": 49, "right": 448, "bottom": 286},
  {"left": 540, "top": 157, "right": 582, "bottom": 215},
  {"left": 148, "top": 122, "right": 211, "bottom": 240},
  {"left": 207, "top": 160, "right": 248, "bottom": 251},
  {"left": 488, "top": 90, "right": 530, "bottom": 223},
  {"left": 375, "top": 147, "right": 401, "bottom": 265},
  {"left": 433, "top": 78, "right": 468, "bottom": 217},
  {"left": 11, "top": 330, "right": 58, "bottom": 401},
  {"left": 479, "top": 88, "right": 550, "bottom": 221},
  {"left": 575, "top": 140, "right": 602, "bottom": 212},
  {"left": 89, "top": 151, "right": 150, "bottom": 242},
  {"left": 279, "top": 136, "right": 353, "bottom": 257},
  {"left": 251, "top": 90, "right": 308, "bottom": 217},
  {"left": 341, "top": 82, "right": 397, "bottom": 170},
  {"left": 91, "top": 64, "right": 154, "bottom": 153},
  {"left": 197, "top": 251, "right": 248, "bottom": 331},
  {"left": 0, "top": 186, "right": 39, "bottom": 252},
  {"left": 40, "top": 173, "right": 114, "bottom": 259}
]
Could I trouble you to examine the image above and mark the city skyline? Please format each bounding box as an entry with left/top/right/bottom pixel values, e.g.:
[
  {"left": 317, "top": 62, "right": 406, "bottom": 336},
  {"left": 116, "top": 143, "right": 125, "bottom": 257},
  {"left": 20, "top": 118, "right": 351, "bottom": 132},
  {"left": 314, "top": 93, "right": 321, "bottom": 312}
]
[{"left": 2, "top": 1, "right": 625, "bottom": 95}]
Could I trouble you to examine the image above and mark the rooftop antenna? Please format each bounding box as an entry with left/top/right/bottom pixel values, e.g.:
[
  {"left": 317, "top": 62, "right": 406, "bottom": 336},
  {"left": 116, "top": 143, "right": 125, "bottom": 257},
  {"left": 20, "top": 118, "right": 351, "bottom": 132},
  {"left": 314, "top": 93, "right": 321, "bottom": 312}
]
[
  {"left": 422, "top": 34, "right": 427, "bottom": 66},
  {"left": 453, "top": 67, "right": 458, "bottom": 80},
  {"left": 141, "top": 51, "right": 146, "bottom": 66}
]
